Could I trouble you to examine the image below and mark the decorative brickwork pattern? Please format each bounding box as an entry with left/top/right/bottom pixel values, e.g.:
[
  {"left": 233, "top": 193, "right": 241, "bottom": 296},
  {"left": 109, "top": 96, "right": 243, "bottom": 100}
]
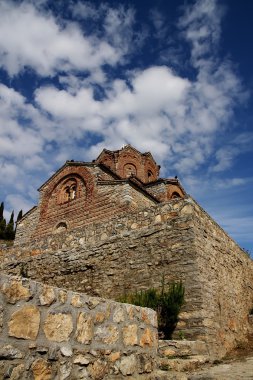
[{"left": 96, "top": 145, "right": 160, "bottom": 184}]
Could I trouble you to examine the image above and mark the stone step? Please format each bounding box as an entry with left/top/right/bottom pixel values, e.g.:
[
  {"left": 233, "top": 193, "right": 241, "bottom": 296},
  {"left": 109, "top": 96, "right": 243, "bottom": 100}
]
[
  {"left": 152, "top": 369, "right": 188, "bottom": 379},
  {"left": 158, "top": 340, "right": 208, "bottom": 358},
  {"left": 159, "top": 355, "right": 210, "bottom": 372}
]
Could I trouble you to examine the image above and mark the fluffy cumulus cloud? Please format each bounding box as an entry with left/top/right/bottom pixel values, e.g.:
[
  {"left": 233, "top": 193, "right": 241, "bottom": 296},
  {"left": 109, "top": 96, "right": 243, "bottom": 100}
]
[
  {"left": 32, "top": 0, "right": 246, "bottom": 174},
  {"left": 0, "top": 1, "right": 119, "bottom": 76},
  {"left": 0, "top": 0, "right": 251, "bottom": 248}
]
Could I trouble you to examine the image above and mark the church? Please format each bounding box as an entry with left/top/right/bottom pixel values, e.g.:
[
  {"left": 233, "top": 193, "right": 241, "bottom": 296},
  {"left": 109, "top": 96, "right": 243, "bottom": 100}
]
[
  {"left": 4, "top": 145, "right": 253, "bottom": 359},
  {"left": 15, "top": 145, "right": 185, "bottom": 243}
]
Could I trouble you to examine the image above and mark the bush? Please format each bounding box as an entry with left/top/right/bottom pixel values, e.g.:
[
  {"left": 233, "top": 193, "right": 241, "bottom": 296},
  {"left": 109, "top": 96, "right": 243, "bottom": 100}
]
[{"left": 119, "top": 279, "right": 184, "bottom": 339}]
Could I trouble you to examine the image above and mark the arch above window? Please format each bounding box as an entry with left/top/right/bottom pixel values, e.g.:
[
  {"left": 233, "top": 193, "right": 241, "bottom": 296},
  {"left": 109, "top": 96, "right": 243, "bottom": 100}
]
[
  {"left": 147, "top": 170, "right": 154, "bottom": 182},
  {"left": 54, "top": 222, "right": 67, "bottom": 233},
  {"left": 55, "top": 177, "right": 86, "bottom": 205},
  {"left": 171, "top": 192, "right": 181, "bottom": 199},
  {"left": 123, "top": 163, "right": 137, "bottom": 178}
]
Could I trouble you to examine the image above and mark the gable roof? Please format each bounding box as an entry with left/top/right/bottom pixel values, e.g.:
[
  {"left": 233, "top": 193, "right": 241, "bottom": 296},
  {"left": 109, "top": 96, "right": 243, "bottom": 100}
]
[
  {"left": 38, "top": 161, "right": 96, "bottom": 191},
  {"left": 95, "top": 144, "right": 158, "bottom": 164}
]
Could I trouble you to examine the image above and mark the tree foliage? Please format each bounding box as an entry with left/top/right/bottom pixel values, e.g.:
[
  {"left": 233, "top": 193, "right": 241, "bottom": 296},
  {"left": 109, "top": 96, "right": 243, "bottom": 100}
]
[
  {"left": 0, "top": 202, "right": 23, "bottom": 240},
  {"left": 119, "top": 279, "right": 185, "bottom": 339},
  {"left": 17, "top": 210, "right": 23, "bottom": 223},
  {"left": 5, "top": 211, "right": 15, "bottom": 240},
  {"left": 0, "top": 202, "right": 4, "bottom": 221}
]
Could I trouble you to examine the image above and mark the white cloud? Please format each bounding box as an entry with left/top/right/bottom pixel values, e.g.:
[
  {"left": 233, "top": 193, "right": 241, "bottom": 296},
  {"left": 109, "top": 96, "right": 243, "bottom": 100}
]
[
  {"left": 0, "top": 2, "right": 119, "bottom": 76},
  {"left": 70, "top": 2, "right": 100, "bottom": 20},
  {"left": 210, "top": 132, "right": 253, "bottom": 173},
  {"left": 0, "top": 0, "right": 250, "bottom": 253},
  {"left": 0, "top": 84, "right": 44, "bottom": 158},
  {"left": 35, "top": 86, "right": 101, "bottom": 120},
  {"left": 0, "top": 0, "right": 246, "bottom": 180},
  {"left": 178, "top": 0, "right": 225, "bottom": 66},
  {"left": 71, "top": 2, "right": 144, "bottom": 59},
  {"left": 0, "top": 161, "right": 19, "bottom": 184},
  {"left": 104, "top": 66, "right": 190, "bottom": 118},
  {"left": 5, "top": 194, "right": 34, "bottom": 219}
]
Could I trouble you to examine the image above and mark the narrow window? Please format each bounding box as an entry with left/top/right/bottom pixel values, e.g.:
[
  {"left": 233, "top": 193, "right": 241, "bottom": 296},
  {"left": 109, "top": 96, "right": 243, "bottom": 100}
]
[
  {"left": 124, "top": 163, "right": 137, "bottom": 177},
  {"left": 70, "top": 185, "right": 76, "bottom": 200},
  {"left": 147, "top": 170, "right": 153, "bottom": 182},
  {"left": 55, "top": 222, "right": 67, "bottom": 233},
  {"left": 171, "top": 192, "right": 181, "bottom": 199}
]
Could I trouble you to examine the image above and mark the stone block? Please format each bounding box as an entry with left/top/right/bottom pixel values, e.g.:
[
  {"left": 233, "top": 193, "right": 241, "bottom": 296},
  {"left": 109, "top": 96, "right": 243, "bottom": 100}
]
[
  {"left": 88, "top": 359, "right": 108, "bottom": 380},
  {"left": 73, "top": 354, "right": 90, "bottom": 365},
  {"left": 141, "top": 308, "right": 158, "bottom": 327},
  {"left": 8, "top": 305, "right": 40, "bottom": 340},
  {"left": 108, "top": 352, "right": 120, "bottom": 362},
  {"left": 0, "top": 304, "right": 3, "bottom": 333},
  {"left": 118, "top": 354, "right": 137, "bottom": 376},
  {"left": 31, "top": 358, "right": 52, "bottom": 380},
  {"left": 122, "top": 324, "right": 138, "bottom": 346},
  {"left": 2, "top": 280, "right": 31, "bottom": 304},
  {"left": 39, "top": 285, "right": 55, "bottom": 306},
  {"left": 58, "top": 361, "right": 72, "bottom": 380},
  {"left": 94, "top": 311, "right": 106, "bottom": 324},
  {"left": 0, "top": 345, "right": 23, "bottom": 359},
  {"left": 139, "top": 328, "right": 156, "bottom": 348},
  {"left": 60, "top": 345, "right": 73, "bottom": 357},
  {"left": 95, "top": 325, "right": 119, "bottom": 345},
  {"left": 58, "top": 290, "right": 68, "bottom": 304},
  {"left": 113, "top": 306, "right": 125, "bottom": 323},
  {"left": 44, "top": 312, "right": 73, "bottom": 342},
  {"left": 76, "top": 312, "right": 93, "bottom": 344},
  {"left": 9, "top": 364, "right": 25, "bottom": 380},
  {"left": 71, "top": 294, "right": 83, "bottom": 307}
]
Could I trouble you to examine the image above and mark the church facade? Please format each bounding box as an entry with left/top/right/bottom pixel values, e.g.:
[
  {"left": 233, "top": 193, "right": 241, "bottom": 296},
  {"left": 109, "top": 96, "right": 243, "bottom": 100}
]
[{"left": 15, "top": 145, "right": 185, "bottom": 244}]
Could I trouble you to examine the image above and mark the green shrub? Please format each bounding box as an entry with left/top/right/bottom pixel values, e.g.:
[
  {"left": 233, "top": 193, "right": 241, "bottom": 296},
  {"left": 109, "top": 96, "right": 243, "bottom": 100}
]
[
  {"left": 159, "top": 281, "right": 185, "bottom": 339},
  {"left": 119, "top": 279, "right": 184, "bottom": 339}
]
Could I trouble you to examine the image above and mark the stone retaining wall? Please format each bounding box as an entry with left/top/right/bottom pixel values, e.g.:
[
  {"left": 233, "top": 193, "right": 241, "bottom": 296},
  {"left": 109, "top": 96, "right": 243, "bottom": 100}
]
[
  {"left": 192, "top": 203, "right": 253, "bottom": 358},
  {"left": 1, "top": 199, "right": 202, "bottom": 342},
  {"left": 1, "top": 198, "right": 253, "bottom": 359},
  {"left": 0, "top": 273, "right": 158, "bottom": 379}
]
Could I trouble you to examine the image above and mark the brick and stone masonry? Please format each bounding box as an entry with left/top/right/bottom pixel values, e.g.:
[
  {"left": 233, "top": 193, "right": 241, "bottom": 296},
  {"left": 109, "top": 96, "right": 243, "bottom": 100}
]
[
  {"left": 2, "top": 197, "right": 253, "bottom": 359},
  {"left": 0, "top": 145, "right": 253, "bottom": 360}
]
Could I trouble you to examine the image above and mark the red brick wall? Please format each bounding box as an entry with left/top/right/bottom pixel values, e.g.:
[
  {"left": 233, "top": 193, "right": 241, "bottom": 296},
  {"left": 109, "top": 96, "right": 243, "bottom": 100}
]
[
  {"left": 145, "top": 182, "right": 185, "bottom": 202},
  {"left": 31, "top": 164, "right": 156, "bottom": 239},
  {"left": 97, "top": 146, "right": 160, "bottom": 184}
]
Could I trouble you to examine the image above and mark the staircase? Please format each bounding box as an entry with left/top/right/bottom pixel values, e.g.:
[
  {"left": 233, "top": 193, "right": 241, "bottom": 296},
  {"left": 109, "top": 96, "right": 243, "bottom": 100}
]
[{"left": 153, "top": 339, "right": 210, "bottom": 379}]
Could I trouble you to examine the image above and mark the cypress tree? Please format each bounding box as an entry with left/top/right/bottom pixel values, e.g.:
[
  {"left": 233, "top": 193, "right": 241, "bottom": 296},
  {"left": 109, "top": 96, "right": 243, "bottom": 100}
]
[
  {"left": 17, "top": 210, "right": 23, "bottom": 223},
  {"left": 14, "top": 209, "right": 23, "bottom": 237},
  {"left": 5, "top": 211, "right": 15, "bottom": 240},
  {"left": 0, "top": 202, "right": 4, "bottom": 221},
  {"left": 0, "top": 218, "right": 6, "bottom": 239}
]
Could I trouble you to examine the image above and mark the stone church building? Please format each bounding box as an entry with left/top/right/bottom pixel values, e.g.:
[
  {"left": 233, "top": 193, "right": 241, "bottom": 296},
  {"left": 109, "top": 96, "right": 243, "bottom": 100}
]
[
  {"left": 15, "top": 145, "right": 185, "bottom": 242},
  {"left": 2, "top": 145, "right": 253, "bottom": 359}
]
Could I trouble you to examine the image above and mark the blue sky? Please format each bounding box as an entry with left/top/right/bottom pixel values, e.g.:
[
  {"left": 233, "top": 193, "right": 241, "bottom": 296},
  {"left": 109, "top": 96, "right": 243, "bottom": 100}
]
[{"left": 0, "top": 0, "right": 252, "bottom": 252}]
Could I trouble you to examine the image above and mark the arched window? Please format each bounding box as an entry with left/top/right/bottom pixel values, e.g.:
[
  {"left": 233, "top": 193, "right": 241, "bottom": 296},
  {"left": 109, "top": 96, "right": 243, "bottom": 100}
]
[
  {"left": 55, "top": 222, "right": 67, "bottom": 233},
  {"left": 171, "top": 192, "right": 181, "bottom": 199},
  {"left": 58, "top": 178, "right": 78, "bottom": 204},
  {"left": 69, "top": 184, "right": 76, "bottom": 200},
  {"left": 123, "top": 163, "right": 137, "bottom": 178},
  {"left": 147, "top": 170, "right": 154, "bottom": 182}
]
